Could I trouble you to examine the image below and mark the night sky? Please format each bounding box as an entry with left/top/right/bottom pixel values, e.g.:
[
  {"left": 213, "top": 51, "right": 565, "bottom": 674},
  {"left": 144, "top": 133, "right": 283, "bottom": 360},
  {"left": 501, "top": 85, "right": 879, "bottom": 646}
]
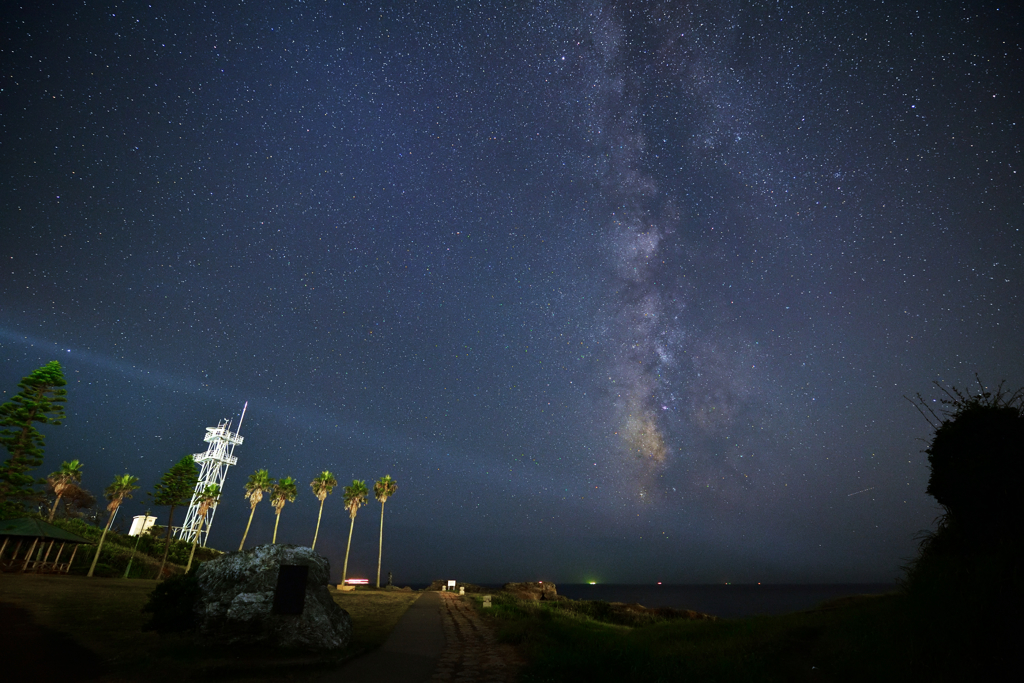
[{"left": 2, "top": 0, "right": 1021, "bottom": 585}]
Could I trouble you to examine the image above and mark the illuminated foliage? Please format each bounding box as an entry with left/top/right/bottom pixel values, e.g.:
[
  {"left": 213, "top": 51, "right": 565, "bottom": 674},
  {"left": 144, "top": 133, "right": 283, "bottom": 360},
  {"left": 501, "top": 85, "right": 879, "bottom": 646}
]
[{"left": 0, "top": 361, "right": 67, "bottom": 517}]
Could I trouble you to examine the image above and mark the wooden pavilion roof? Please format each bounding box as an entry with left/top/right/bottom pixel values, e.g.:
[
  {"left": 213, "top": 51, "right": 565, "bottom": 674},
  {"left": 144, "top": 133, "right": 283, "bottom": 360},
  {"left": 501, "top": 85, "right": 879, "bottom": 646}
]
[{"left": 0, "top": 517, "right": 92, "bottom": 544}]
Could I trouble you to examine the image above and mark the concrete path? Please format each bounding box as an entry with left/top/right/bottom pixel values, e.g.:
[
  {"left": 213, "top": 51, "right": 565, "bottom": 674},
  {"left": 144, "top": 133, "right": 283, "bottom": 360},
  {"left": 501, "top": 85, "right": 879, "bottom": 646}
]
[
  {"left": 331, "top": 591, "right": 446, "bottom": 683},
  {"left": 330, "top": 591, "right": 523, "bottom": 683}
]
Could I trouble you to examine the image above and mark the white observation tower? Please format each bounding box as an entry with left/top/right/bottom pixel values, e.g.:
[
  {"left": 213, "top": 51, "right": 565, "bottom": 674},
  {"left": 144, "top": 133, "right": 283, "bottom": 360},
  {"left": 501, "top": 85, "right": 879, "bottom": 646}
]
[{"left": 177, "top": 403, "right": 247, "bottom": 546}]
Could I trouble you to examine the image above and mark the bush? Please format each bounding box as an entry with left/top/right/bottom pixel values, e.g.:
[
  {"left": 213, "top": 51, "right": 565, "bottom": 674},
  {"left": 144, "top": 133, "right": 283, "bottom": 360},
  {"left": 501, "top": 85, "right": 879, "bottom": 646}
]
[
  {"left": 904, "top": 379, "right": 1024, "bottom": 680},
  {"left": 142, "top": 571, "right": 201, "bottom": 634},
  {"left": 44, "top": 515, "right": 222, "bottom": 578},
  {"left": 925, "top": 396, "right": 1024, "bottom": 541}
]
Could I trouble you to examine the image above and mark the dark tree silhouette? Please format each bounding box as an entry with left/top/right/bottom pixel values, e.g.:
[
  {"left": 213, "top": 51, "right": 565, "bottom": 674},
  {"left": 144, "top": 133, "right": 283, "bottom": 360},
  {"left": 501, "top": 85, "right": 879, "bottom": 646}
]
[
  {"left": 905, "top": 378, "right": 1023, "bottom": 680},
  {"left": 917, "top": 379, "right": 1024, "bottom": 542},
  {"left": 47, "top": 459, "right": 84, "bottom": 520},
  {"left": 61, "top": 484, "right": 97, "bottom": 520},
  {"left": 152, "top": 455, "right": 200, "bottom": 578},
  {"left": 0, "top": 361, "right": 67, "bottom": 517}
]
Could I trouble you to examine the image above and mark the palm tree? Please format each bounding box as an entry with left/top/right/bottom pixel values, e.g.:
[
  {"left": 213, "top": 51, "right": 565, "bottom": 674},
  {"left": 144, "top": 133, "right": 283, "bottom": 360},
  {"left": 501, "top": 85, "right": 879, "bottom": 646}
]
[
  {"left": 373, "top": 475, "right": 398, "bottom": 588},
  {"left": 310, "top": 471, "right": 338, "bottom": 550},
  {"left": 341, "top": 479, "right": 368, "bottom": 586},
  {"left": 185, "top": 484, "right": 221, "bottom": 572},
  {"left": 47, "top": 459, "right": 84, "bottom": 521},
  {"left": 270, "top": 476, "right": 298, "bottom": 544},
  {"left": 87, "top": 473, "right": 140, "bottom": 578},
  {"left": 239, "top": 469, "right": 274, "bottom": 551}
]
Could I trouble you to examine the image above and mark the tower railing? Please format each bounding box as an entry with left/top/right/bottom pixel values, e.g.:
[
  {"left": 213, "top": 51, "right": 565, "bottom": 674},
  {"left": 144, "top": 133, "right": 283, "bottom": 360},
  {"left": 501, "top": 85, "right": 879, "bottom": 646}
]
[{"left": 176, "top": 403, "right": 246, "bottom": 546}]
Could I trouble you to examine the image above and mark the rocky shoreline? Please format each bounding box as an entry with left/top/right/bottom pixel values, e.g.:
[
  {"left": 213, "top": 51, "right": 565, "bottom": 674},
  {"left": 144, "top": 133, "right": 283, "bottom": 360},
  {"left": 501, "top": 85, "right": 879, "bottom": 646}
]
[{"left": 424, "top": 579, "right": 716, "bottom": 623}]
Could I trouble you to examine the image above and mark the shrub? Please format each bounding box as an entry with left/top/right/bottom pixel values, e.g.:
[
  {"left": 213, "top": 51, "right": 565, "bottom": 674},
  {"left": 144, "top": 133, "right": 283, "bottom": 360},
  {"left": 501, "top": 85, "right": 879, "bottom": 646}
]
[
  {"left": 905, "top": 379, "right": 1024, "bottom": 680},
  {"left": 925, "top": 397, "right": 1024, "bottom": 542},
  {"left": 142, "top": 571, "right": 201, "bottom": 634}
]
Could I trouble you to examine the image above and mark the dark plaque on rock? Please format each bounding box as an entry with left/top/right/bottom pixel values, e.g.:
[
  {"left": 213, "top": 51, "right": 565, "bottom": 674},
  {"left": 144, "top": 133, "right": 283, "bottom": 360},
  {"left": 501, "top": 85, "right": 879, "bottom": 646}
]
[
  {"left": 195, "top": 545, "right": 352, "bottom": 649},
  {"left": 273, "top": 564, "right": 309, "bottom": 615}
]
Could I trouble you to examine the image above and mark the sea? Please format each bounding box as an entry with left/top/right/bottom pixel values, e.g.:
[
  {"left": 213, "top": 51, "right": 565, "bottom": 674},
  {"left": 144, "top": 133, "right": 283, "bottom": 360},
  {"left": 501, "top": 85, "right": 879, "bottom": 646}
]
[
  {"left": 405, "top": 582, "right": 898, "bottom": 618},
  {"left": 555, "top": 583, "right": 898, "bottom": 619}
]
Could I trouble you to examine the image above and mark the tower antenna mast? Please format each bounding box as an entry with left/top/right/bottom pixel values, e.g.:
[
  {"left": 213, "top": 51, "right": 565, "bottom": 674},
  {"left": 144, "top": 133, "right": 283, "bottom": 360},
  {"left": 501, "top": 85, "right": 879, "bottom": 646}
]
[{"left": 229, "top": 401, "right": 248, "bottom": 461}]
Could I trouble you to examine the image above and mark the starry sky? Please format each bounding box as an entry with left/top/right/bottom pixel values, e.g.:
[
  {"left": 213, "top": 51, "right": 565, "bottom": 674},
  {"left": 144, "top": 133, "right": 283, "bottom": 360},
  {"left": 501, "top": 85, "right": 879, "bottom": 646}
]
[{"left": 2, "top": 0, "right": 1021, "bottom": 585}]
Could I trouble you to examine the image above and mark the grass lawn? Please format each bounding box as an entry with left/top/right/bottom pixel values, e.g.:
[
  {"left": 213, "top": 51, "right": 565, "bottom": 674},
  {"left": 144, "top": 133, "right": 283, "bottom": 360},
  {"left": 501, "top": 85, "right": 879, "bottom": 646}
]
[
  {"left": 0, "top": 574, "right": 419, "bottom": 682},
  {"left": 6, "top": 574, "right": 964, "bottom": 682},
  {"left": 330, "top": 587, "right": 420, "bottom": 652},
  {"left": 468, "top": 591, "right": 917, "bottom": 683}
]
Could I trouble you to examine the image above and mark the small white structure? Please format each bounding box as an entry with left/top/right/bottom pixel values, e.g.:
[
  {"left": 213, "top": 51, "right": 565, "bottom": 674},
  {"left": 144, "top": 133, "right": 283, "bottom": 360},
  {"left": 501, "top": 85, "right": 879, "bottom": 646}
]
[{"left": 128, "top": 515, "right": 157, "bottom": 537}]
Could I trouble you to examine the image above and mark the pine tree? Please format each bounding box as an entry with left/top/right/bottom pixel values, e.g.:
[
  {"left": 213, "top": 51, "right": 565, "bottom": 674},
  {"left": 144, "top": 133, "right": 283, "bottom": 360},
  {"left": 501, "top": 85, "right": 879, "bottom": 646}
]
[
  {"left": 0, "top": 361, "right": 67, "bottom": 517},
  {"left": 152, "top": 455, "right": 199, "bottom": 578}
]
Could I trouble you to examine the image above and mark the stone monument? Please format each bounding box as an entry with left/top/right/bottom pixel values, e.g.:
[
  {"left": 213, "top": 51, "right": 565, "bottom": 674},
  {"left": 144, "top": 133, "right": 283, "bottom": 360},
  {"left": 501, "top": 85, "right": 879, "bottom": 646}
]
[{"left": 193, "top": 544, "right": 351, "bottom": 650}]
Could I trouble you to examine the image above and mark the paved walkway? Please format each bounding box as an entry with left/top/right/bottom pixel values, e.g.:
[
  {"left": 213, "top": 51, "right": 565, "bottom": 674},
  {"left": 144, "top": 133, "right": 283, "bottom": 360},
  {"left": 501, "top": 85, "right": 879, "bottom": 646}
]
[
  {"left": 331, "top": 591, "right": 445, "bottom": 683},
  {"left": 431, "top": 592, "right": 523, "bottom": 682},
  {"left": 332, "top": 591, "right": 522, "bottom": 683}
]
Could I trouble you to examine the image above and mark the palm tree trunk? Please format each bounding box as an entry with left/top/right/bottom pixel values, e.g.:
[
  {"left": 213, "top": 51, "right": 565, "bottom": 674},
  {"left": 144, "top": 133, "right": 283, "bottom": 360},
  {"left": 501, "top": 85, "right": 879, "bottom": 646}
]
[
  {"left": 342, "top": 514, "right": 356, "bottom": 585},
  {"left": 186, "top": 534, "right": 199, "bottom": 572},
  {"left": 312, "top": 499, "right": 325, "bottom": 550},
  {"left": 87, "top": 507, "right": 117, "bottom": 578},
  {"left": 48, "top": 493, "right": 64, "bottom": 521},
  {"left": 157, "top": 505, "right": 176, "bottom": 580},
  {"left": 376, "top": 501, "right": 385, "bottom": 588},
  {"left": 272, "top": 509, "right": 281, "bottom": 544},
  {"left": 186, "top": 514, "right": 205, "bottom": 572},
  {"left": 239, "top": 503, "right": 257, "bottom": 551}
]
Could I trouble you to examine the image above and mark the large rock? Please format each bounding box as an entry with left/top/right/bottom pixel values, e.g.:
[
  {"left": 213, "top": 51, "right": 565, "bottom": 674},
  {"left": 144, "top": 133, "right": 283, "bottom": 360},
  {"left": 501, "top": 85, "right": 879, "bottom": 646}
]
[
  {"left": 194, "top": 544, "right": 351, "bottom": 650},
  {"left": 502, "top": 581, "right": 563, "bottom": 601}
]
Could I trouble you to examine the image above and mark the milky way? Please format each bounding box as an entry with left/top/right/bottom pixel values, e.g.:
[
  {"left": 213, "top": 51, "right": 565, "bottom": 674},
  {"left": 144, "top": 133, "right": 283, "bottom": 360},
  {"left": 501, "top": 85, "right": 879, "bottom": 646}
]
[
  {"left": 573, "top": 3, "right": 771, "bottom": 497},
  {"left": 1, "top": 0, "right": 1021, "bottom": 583}
]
